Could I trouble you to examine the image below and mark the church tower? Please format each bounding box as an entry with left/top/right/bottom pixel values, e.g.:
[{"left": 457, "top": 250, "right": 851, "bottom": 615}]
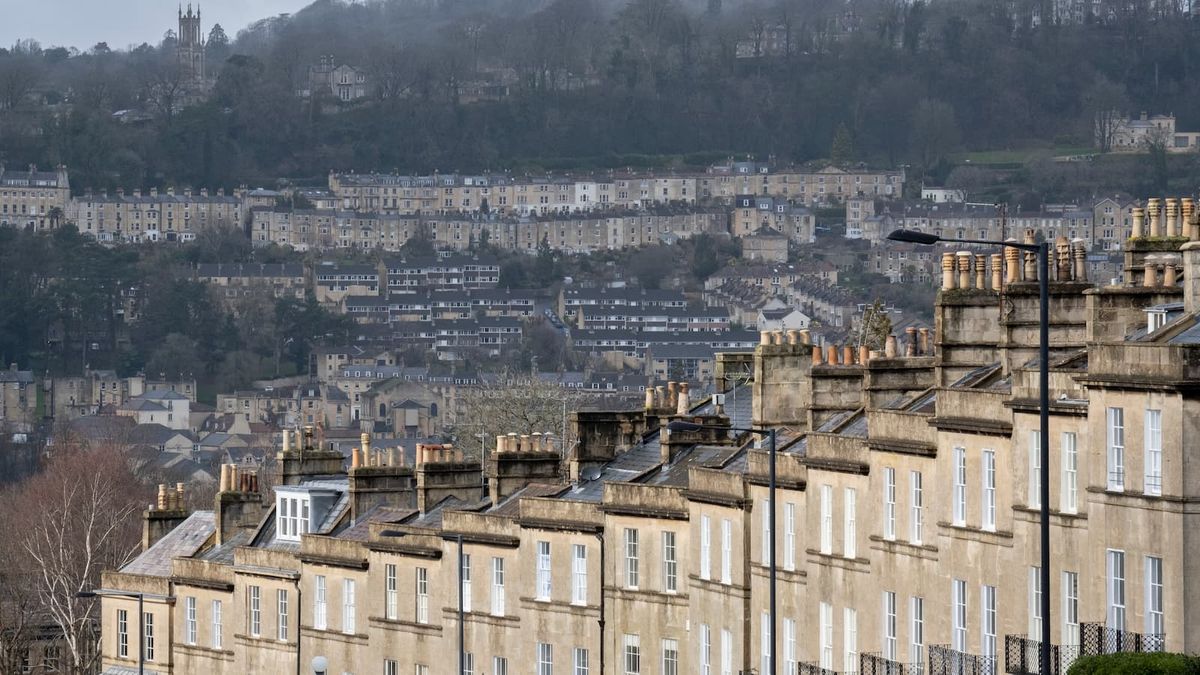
[{"left": 177, "top": 4, "right": 205, "bottom": 82}]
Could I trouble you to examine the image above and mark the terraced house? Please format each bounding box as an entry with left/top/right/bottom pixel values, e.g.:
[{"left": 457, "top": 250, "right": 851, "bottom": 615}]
[{"left": 95, "top": 203, "right": 1200, "bottom": 674}]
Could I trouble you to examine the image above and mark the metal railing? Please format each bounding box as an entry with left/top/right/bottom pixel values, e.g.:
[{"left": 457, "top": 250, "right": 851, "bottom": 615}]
[
  {"left": 861, "top": 653, "right": 911, "bottom": 675},
  {"left": 798, "top": 662, "right": 842, "bottom": 675},
  {"left": 928, "top": 645, "right": 997, "bottom": 675},
  {"left": 1079, "top": 623, "right": 1165, "bottom": 655},
  {"left": 1004, "top": 635, "right": 1079, "bottom": 675}
]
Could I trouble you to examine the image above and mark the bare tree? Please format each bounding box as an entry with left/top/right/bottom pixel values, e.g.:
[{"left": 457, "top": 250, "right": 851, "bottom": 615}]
[
  {"left": 0, "top": 54, "right": 43, "bottom": 110},
  {"left": 450, "top": 370, "right": 589, "bottom": 459}
]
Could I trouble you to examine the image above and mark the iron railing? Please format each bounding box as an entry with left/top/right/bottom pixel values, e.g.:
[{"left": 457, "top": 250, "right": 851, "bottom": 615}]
[
  {"left": 1079, "top": 623, "right": 1165, "bottom": 655},
  {"left": 798, "top": 662, "right": 842, "bottom": 675},
  {"left": 1003, "top": 635, "right": 1080, "bottom": 675},
  {"left": 861, "top": 653, "right": 911, "bottom": 675},
  {"left": 928, "top": 645, "right": 997, "bottom": 675}
]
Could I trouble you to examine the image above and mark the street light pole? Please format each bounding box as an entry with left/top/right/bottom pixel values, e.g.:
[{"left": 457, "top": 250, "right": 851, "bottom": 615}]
[
  {"left": 76, "top": 589, "right": 145, "bottom": 675},
  {"left": 888, "top": 229, "right": 1052, "bottom": 675},
  {"left": 665, "top": 420, "right": 777, "bottom": 674}
]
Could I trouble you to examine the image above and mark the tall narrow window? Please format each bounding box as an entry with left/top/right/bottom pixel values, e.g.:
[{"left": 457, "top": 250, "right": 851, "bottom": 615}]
[
  {"left": 1107, "top": 407, "right": 1125, "bottom": 491},
  {"left": 385, "top": 564, "right": 398, "bottom": 620},
  {"left": 952, "top": 579, "right": 967, "bottom": 652},
  {"left": 185, "top": 596, "right": 197, "bottom": 645},
  {"left": 1145, "top": 556, "right": 1164, "bottom": 635},
  {"left": 1028, "top": 431, "right": 1041, "bottom": 508},
  {"left": 783, "top": 502, "right": 796, "bottom": 570},
  {"left": 495, "top": 657, "right": 509, "bottom": 675},
  {"left": 463, "top": 653, "right": 475, "bottom": 675},
  {"left": 721, "top": 628, "right": 733, "bottom": 675},
  {"left": 277, "top": 589, "right": 289, "bottom": 641},
  {"left": 573, "top": 648, "right": 588, "bottom": 675},
  {"left": 699, "top": 626, "right": 711, "bottom": 675},
  {"left": 982, "top": 450, "right": 996, "bottom": 531},
  {"left": 211, "top": 600, "right": 222, "bottom": 650},
  {"left": 844, "top": 488, "right": 857, "bottom": 559},
  {"left": 1145, "top": 409, "right": 1163, "bottom": 496},
  {"left": 720, "top": 519, "right": 732, "bottom": 584},
  {"left": 1106, "top": 549, "right": 1125, "bottom": 631},
  {"left": 538, "top": 643, "right": 553, "bottom": 675},
  {"left": 883, "top": 469, "right": 897, "bottom": 540},
  {"left": 661, "top": 638, "right": 679, "bottom": 675},
  {"left": 844, "top": 608, "right": 858, "bottom": 674},
  {"left": 982, "top": 585, "right": 997, "bottom": 661},
  {"left": 143, "top": 612, "right": 155, "bottom": 661},
  {"left": 784, "top": 618, "right": 797, "bottom": 673},
  {"left": 761, "top": 612, "right": 772, "bottom": 675},
  {"left": 1029, "top": 567, "right": 1043, "bottom": 639},
  {"left": 953, "top": 448, "right": 967, "bottom": 525},
  {"left": 342, "top": 578, "right": 356, "bottom": 634},
  {"left": 249, "top": 585, "right": 261, "bottom": 637},
  {"left": 492, "top": 557, "right": 506, "bottom": 616},
  {"left": 117, "top": 609, "right": 128, "bottom": 658},
  {"left": 700, "top": 515, "right": 712, "bottom": 579},
  {"left": 910, "top": 598, "right": 924, "bottom": 675},
  {"left": 624, "top": 529, "right": 640, "bottom": 589},
  {"left": 572, "top": 544, "right": 587, "bottom": 604},
  {"left": 883, "top": 591, "right": 897, "bottom": 660},
  {"left": 537, "top": 541, "right": 552, "bottom": 600},
  {"left": 1061, "top": 432, "right": 1078, "bottom": 513},
  {"left": 662, "top": 531, "right": 678, "bottom": 593},
  {"left": 910, "top": 471, "right": 924, "bottom": 544},
  {"left": 415, "top": 665, "right": 429, "bottom": 675},
  {"left": 1062, "top": 571, "right": 1080, "bottom": 648},
  {"left": 819, "top": 602, "right": 833, "bottom": 669},
  {"left": 314, "top": 575, "right": 328, "bottom": 629},
  {"left": 416, "top": 567, "right": 429, "bottom": 624},
  {"left": 461, "top": 553, "right": 472, "bottom": 613},
  {"left": 623, "top": 634, "right": 641, "bottom": 675},
  {"left": 761, "top": 499, "right": 771, "bottom": 565},
  {"left": 820, "top": 485, "right": 833, "bottom": 553}
]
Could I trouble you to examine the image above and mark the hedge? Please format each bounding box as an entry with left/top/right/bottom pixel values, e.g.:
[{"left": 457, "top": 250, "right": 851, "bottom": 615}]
[{"left": 1068, "top": 653, "right": 1200, "bottom": 675}]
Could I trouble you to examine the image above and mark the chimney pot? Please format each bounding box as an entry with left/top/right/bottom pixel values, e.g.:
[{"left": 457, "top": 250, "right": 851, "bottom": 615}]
[
  {"left": 919, "top": 327, "right": 931, "bottom": 355},
  {"left": 941, "top": 252, "right": 956, "bottom": 290},
  {"left": 842, "top": 345, "right": 854, "bottom": 365},
  {"left": 1132, "top": 207, "right": 1146, "bottom": 239},
  {"left": 885, "top": 334, "right": 898, "bottom": 358},
  {"left": 759, "top": 330, "right": 771, "bottom": 345},
  {"left": 858, "top": 344, "right": 870, "bottom": 364},
  {"left": 812, "top": 345, "right": 824, "bottom": 365},
  {"left": 825, "top": 345, "right": 838, "bottom": 365}
]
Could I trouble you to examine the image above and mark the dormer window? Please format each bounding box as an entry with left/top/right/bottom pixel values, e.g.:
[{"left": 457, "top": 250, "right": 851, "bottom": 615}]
[{"left": 277, "top": 494, "right": 310, "bottom": 541}]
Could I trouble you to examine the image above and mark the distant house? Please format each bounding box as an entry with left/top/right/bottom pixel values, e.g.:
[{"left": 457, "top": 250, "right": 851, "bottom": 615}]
[
  {"left": 304, "top": 55, "right": 369, "bottom": 102},
  {"left": 741, "top": 228, "right": 789, "bottom": 262},
  {"left": 756, "top": 307, "right": 811, "bottom": 332}
]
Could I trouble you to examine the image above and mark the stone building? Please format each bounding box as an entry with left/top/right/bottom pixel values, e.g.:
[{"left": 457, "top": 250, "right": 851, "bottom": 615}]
[
  {"left": 0, "top": 164, "right": 70, "bottom": 229},
  {"left": 69, "top": 187, "right": 242, "bottom": 243},
  {"left": 94, "top": 204, "right": 1200, "bottom": 674}
]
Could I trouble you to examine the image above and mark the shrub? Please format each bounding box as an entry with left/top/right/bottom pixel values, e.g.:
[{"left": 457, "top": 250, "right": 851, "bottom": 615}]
[{"left": 1068, "top": 652, "right": 1200, "bottom": 675}]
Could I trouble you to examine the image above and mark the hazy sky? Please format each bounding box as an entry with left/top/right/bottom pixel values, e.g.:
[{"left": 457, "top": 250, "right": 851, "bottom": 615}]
[{"left": 0, "top": 0, "right": 310, "bottom": 52}]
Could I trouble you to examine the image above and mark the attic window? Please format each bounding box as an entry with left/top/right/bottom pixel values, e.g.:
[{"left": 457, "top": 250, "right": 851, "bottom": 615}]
[
  {"left": 276, "top": 494, "right": 310, "bottom": 542},
  {"left": 1148, "top": 310, "right": 1168, "bottom": 334}
]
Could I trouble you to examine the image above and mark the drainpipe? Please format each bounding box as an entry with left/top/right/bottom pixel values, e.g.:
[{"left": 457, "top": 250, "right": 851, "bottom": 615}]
[
  {"left": 596, "top": 530, "right": 605, "bottom": 675},
  {"left": 295, "top": 577, "right": 303, "bottom": 675}
]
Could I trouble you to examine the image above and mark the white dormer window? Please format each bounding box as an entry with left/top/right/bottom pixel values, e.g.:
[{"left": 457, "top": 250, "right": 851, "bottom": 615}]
[
  {"left": 277, "top": 494, "right": 310, "bottom": 541},
  {"left": 1148, "top": 311, "right": 1167, "bottom": 334}
]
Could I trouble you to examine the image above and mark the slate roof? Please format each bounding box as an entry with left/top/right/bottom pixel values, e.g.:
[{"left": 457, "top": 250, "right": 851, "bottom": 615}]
[
  {"left": 118, "top": 399, "right": 168, "bottom": 413},
  {"left": 121, "top": 511, "right": 215, "bottom": 577}
]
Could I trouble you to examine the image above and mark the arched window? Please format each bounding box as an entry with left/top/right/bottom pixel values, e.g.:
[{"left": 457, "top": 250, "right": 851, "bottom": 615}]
[{"left": 379, "top": 403, "right": 387, "bottom": 418}]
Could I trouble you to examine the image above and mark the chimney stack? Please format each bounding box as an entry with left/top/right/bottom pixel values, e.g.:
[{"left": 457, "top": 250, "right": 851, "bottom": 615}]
[
  {"left": 1148, "top": 199, "right": 1162, "bottom": 237},
  {"left": 1132, "top": 207, "right": 1145, "bottom": 239}
]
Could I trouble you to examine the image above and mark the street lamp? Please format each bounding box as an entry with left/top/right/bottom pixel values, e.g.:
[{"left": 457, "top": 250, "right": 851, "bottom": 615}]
[
  {"left": 667, "top": 420, "right": 778, "bottom": 674},
  {"left": 888, "top": 228, "right": 1051, "bottom": 675},
  {"left": 77, "top": 589, "right": 144, "bottom": 675}
]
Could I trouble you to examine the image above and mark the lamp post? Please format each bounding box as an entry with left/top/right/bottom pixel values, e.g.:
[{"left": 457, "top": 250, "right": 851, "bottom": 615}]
[
  {"left": 77, "top": 589, "right": 144, "bottom": 675},
  {"left": 888, "top": 228, "right": 1051, "bottom": 675},
  {"left": 666, "top": 420, "right": 777, "bottom": 674}
]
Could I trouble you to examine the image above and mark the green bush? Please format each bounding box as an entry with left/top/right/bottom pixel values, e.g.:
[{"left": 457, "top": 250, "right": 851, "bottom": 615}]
[{"left": 1068, "top": 652, "right": 1200, "bottom": 675}]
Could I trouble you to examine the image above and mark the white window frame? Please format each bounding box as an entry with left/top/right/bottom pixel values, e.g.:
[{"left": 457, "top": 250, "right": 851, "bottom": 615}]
[
  {"left": 1145, "top": 556, "right": 1163, "bottom": 635},
  {"left": 572, "top": 543, "right": 587, "bottom": 605},
  {"left": 1107, "top": 407, "right": 1125, "bottom": 491},
  {"left": 117, "top": 609, "right": 128, "bottom": 657},
  {"left": 385, "top": 564, "right": 398, "bottom": 620},
  {"left": 185, "top": 596, "right": 197, "bottom": 645},
  {"left": 844, "top": 488, "right": 857, "bottom": 559},
  {"left": 721, "top": 628, "right": 733, "bottom": 675},
  {"left": 623, "top": 633, "right": 641, "bottom": 675},
  {"left": 1029, "top": 567, "right": 1043, "bottom": 639},
  {"left": 953, "top": 448, "right": 967, "bottom": 526},
  {"left": 461, "top": 553, "right": 472, "bottom": 613},
  {"left": 699, "top": 626, "right": 711, "bottom": 675},
  {"left": 761, "top": 612, "right": 771, "bottom": 675},
  {"left": 342, "top": 578, "right": 356, "bottom": 634},
  {"left": 538, "top": 643, "right": 553, "bottom": 675},
  {"left": 982, "top": 585, "right": 997, "bottom": 659},
  {"left": 314, "top": 575, "right": 327, "bottom": 630},
  {"left": 820, "top": 485, "right": 833, "bottom": 553},
  {"left": 662, "top": 531, "right": 677, "bottom": 593},
  {"left": 211, "top": 600, "right": 222, "bottom": 649},
  {"left": 883, "top": 591, "right": 898, "bottom": 660},
  {"left": 249, "top": 585, "right": 261, "bottom": 637},
  {"left": 624, "top": 528, "right": 639, "bottom": 589},
  {"left": 1063, "top": 570, "right": 1080, "bottom": 647},
  {"left": 982, "top": 450, "right": 997, "bottom": 531},
  {"left": 538, "top": 541, "right": 553, "bottom": 601},
  {"left": 1107, "top": 549, "right": 1126, "bottom": 631},
  {"left": 1145, "top": 409, "right": 1162, "bottom": 496},
  {"left": 720, "top": 519, "right": 732, "bottom": 584},
  {"left": 573, "top": 648, "right": 588, "bottom": 675},
  {"left": 416, "top": 567, "right": 429, "bottom": 624},
  {"left": 784, "top": 617, "right": 797, "bottom": 673},
  {"left": 492, "top": 557, "right": 506, "bottom": 616},
  {"left": 700, "top": 515, "right": 712, "bottom": 579},
  {"left": 663, "top": 637, "right": 680, "bottom": 675},
  {"left": 761, "top": 499, "right": 771, "bottom": 565},
  {"left": 910, "top": 598, "right": 924, "bottom": 673},
  {"left": 783, "top": 502, "right": 796, "bottom": 570},
  {"left": 1061, "top": 432, "right": 1078, "bottom": 513},
  {"left": 910, "top": 471, "right": 924, "bottom": 544},
  {"left": 277, "top": 589, "right": 289, "bottom": 642},
  {"left": 845, "top": 607, "right": 858, "bottom": 674},
  {"left": 143, "top": 612, "right": 155, "bottom": 661},
  {"left": 952, "top": 579, "right": 967, "bottom": 652},
  {"left": 1028, "top": 432, "right": 1041, "bottom": 508},
  {"left": 883, "top": 469, "right": 896, "bottom": 540},
  {"left": 494, "top": 657, "right": 509, "bottom": 675},
  {"left": 819, "top": 602, "right": 833, "bottom": 669}
]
